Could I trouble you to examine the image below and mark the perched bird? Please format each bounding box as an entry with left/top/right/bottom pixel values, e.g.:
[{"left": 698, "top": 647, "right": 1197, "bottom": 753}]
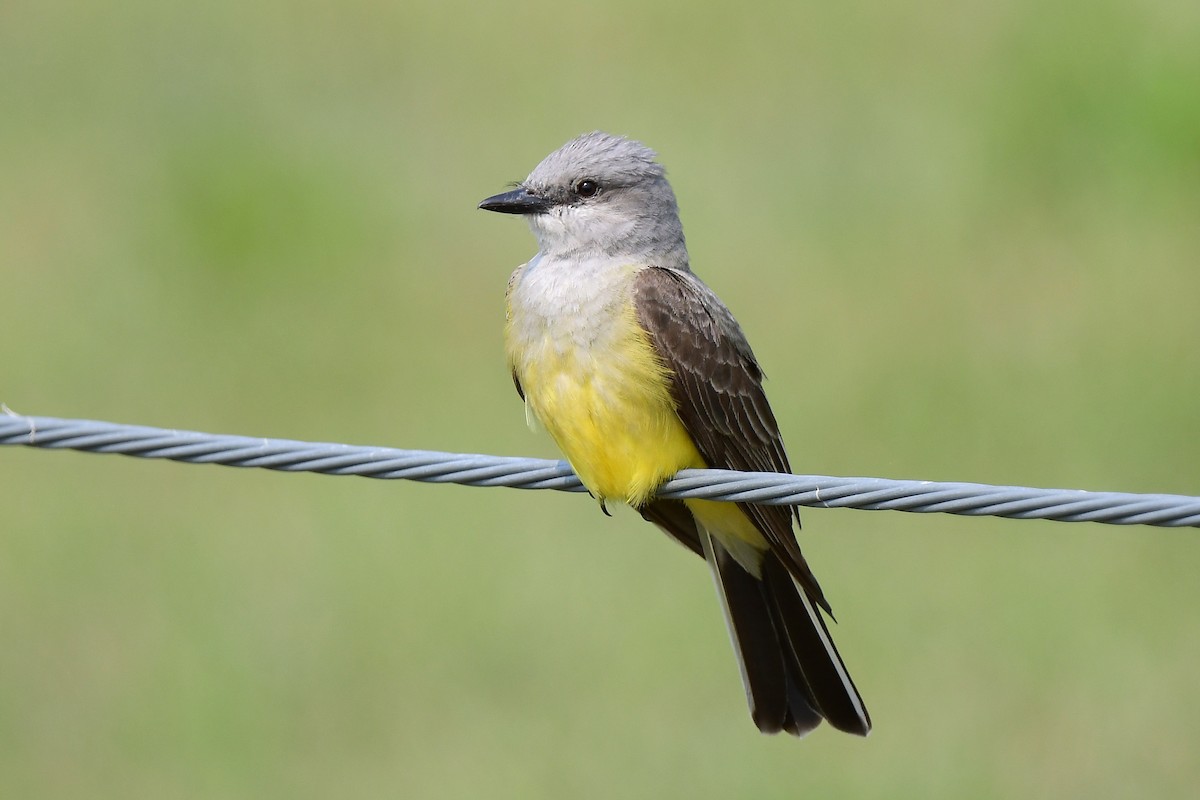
[{"left": 479, "top": 132, "right": 870, "bottom": 737}]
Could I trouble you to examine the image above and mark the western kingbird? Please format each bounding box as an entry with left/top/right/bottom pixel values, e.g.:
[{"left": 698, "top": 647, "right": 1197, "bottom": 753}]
[{"left": 479, "top": 132, "right": 870, "bottom": 737}]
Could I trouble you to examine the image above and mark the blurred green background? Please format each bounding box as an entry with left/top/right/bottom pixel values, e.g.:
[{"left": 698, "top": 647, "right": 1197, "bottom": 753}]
[{"left": 2, "top": 1, "right": 1198, "bottom": 797}]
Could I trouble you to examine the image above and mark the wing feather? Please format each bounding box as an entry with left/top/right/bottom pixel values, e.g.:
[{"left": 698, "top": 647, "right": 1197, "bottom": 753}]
[
  {"left": 506, "top": 263, "right": 527, "bottom": 401},
  {"left": 632, "top": 266, "right": 831, "bottom": 613}
]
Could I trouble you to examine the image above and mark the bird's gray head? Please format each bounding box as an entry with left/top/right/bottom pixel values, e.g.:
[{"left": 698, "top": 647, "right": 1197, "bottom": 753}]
[{"left": 479, "top": 132, "right": 689, "bottom": 268}]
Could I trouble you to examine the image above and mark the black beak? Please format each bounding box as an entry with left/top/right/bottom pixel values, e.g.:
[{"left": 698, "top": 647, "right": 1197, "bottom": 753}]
[{"left": 478, "top": 187, "right": 552, "bottom": 215}]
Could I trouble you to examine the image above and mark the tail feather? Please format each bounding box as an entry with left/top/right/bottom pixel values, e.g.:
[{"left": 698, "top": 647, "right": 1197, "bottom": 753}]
[
  {"left": 641, "top": 499, "right": 870, "bottom": 737},
  {"left": 700, "top": 525, "right": 823, "bottom": 736},
  {"left": 761, "top": 555, "right": 871, "bottom": 735}
]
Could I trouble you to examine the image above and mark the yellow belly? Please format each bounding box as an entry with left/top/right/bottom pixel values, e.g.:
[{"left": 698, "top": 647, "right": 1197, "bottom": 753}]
[
  {"left": 506, "top": 292, "right": 771, "bottom": 557},
  {"left": 507, "top": 302, "right": 704, "bottom": 508}
]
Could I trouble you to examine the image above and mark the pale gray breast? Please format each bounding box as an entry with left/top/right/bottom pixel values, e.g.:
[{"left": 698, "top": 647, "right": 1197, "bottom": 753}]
[{"left": 508, "top": 255, "right": 644, "bottom": 356}]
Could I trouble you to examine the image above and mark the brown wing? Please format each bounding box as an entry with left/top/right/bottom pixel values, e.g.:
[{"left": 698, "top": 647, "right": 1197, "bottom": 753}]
[
  {"left": 505, "top": 263, "right": 526, "bottom": 401},
  {"left": 632, "top": 266, "right": 832, "bottom": 614}
]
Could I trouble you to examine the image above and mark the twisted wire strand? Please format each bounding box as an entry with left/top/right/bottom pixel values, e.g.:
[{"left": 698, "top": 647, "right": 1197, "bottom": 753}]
[{"left": 3, "top": 413, "right": 1198, "bottom": 527}]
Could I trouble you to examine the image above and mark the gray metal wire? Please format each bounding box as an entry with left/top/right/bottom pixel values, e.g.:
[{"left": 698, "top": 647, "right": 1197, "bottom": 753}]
[{"left": 3, "top": 413, "right": 1198, "bottom": 527}]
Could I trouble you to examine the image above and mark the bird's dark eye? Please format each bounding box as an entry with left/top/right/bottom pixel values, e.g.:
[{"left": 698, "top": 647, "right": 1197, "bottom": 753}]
[{"left": 574, "top": 179, "right": 600, "bottom": 198}]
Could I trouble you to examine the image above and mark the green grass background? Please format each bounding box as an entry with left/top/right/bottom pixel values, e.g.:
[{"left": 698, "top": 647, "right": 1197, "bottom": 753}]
[{"left": 2, "top": 1, "right": 1198, "bottom": 797}]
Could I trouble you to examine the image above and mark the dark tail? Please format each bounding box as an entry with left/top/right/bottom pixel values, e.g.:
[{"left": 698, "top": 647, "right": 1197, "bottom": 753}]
[{"left": 641, "top": 500, "right": 871, "bottom": 737}]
